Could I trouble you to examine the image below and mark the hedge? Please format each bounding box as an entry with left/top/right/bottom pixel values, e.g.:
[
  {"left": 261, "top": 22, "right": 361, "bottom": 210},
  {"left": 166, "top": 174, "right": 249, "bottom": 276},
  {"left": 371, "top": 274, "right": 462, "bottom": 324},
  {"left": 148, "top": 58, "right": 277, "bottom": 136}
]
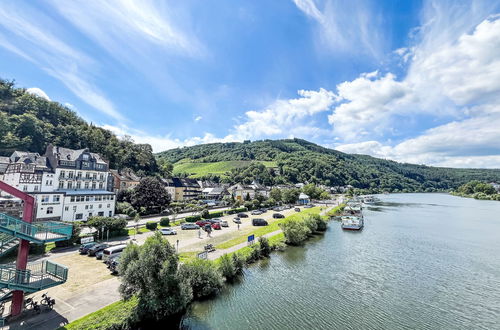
[
  {"left": 185, "top": 215, "right": 202, "bottom": 222},
  {"left": 206, "top": 211, "right": 223, "bottom": 219},
  {"left": 159, "top": 217, "right": 170, "bottom": 227},
  {"left": 145, "top": 221, "right": 158, "bottom": 230},
  {"left": 226, "top": 207, "right": 248, "bottom": 215}
]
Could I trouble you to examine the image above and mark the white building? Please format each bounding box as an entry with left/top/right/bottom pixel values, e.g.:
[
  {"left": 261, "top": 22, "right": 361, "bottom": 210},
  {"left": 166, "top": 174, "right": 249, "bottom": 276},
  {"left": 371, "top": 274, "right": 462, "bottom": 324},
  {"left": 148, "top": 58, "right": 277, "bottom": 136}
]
[{"left": 1, "top": 145, "right": 116, "bottom": 222}]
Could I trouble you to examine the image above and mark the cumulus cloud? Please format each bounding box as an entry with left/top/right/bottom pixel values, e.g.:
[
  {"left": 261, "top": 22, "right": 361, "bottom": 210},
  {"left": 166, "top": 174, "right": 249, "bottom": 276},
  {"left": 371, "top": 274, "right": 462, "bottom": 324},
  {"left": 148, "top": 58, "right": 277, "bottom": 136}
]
[
  {"left": 26, "top": 87, "right": 50, "bottom": 101},
  {"left": 194, "top": 116, "right": 202, "bottom": 122},
  {"left": 232, "top": 88, "right": 336, "bottom": 140}
]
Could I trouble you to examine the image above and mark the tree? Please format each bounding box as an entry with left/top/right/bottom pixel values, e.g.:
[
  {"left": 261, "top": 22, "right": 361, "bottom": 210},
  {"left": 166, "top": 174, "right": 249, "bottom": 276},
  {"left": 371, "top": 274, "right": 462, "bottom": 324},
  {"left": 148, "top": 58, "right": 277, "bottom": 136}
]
[
  {"left": 180, "top": 259, "right": 223, "bottom": 300},
  {"left": 244, "top": 192, "right": 251, "bottom": 201},
  {"left": 119, "top": 232, "right": 192, "bottom": 322},
  {"left": 269, "top": 188, "right": 282, "bottom": 202},
  {"left": 279, "top": 218, "right": 311, "bottom": 245},
  {"left": 258, "top": 236, "right": 271, "bottom": 257},
  {"left": 132, "top": 177, "right": 171, "bottom": 214},
  {"left": 157, "top": 158, "right": 174, "bottom": 178},
  {"left": 282, "top": 188, "right": 300, "bottom": 204}
]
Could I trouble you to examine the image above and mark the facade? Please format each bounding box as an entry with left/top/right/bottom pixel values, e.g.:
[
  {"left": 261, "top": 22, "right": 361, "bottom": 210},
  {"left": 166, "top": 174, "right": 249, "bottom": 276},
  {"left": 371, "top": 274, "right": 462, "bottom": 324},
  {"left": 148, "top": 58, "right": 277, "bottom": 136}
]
[
  {"left": 110, "top": 169, "right": 141, "bottom": 192},
  {"left": 201, "top": 187, "right": 229, "bottom": 200},
  {"left": 1, "top": 145, "right": 116, "bottom": 222},
  {"left": 163, "top": 177, "right": 202, "bottom": 201},
  {"left": 0, "top": 156, "right": 10, "bottom": 181},
  {"left": 298, "top": 192, "right": 311, "bottom": 205},
  {"left": 228, "top": 183, "right": 256, "bottom": 201}
]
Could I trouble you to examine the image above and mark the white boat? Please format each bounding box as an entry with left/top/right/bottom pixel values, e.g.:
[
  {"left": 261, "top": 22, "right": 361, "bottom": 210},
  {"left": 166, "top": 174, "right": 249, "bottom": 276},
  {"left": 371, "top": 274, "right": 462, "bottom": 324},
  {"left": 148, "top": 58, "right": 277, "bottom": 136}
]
[
  {"left": 363, "top": 196, "right": 376, "bottom": 204},
  {"left": 341, "top": 215, "right": 364, "bottom": 230}
]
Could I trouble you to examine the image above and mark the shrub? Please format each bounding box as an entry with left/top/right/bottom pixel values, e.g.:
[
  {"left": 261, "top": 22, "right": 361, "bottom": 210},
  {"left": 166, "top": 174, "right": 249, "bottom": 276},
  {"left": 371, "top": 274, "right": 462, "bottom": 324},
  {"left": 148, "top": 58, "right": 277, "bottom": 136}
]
[
  {"left": 226, "top": 207, "right": 248, "bottom": 215},
  {"left": 181, "top": 259, "right": 223, "bottom": 300},
  {"left": 258, "top": 236, "right": 271, "bottom": 258},
  {"left": 201, "top": 209, "right": 210, "bottom": 219},
  {"left": 29, "top": 243, "right": 46, "bottom": 255},
  {"left": 232, "top": 253, "right": 245, "bottom": 274},
  {"left": 304, "top": 216, "right": 318, "bottom": 234},
  {"left": 145, "top": 222, "right": 157, "bottom": 231},
  {"left": 279, "top": 218, "right": 311, "bottom": 245},
  {"left": 185, "top": 215, "right": 201, "bottom": 223},
  {"left": 159, "top": 217, "right": 170, "bottom": 227},
  {"left": 218, "top": 254, "right": 236, "bottom": 280},
  {"left": 312, "top": 215, "right": 328, "bottom": 231},
  {"left": 246, "top": 245, "right": 261, "bottom": 263},
  {"left": 207, "top": 211, "right": 223, "bottom": 219}
]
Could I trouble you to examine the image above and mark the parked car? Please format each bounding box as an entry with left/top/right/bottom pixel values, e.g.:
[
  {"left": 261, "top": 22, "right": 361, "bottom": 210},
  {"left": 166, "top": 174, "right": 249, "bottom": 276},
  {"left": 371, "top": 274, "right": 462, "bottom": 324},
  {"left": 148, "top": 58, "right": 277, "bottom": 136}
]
[
  {"left": 79, "top": 242, "right": 98, "bottom": 254},
  {"left": 233, "top": 217, "right": 241, "bottom": 224},
  {"left": 196, "top": 220, "right": 211, "bottom": 227},
  {"left": 103, "top": 245, "right": 127, "bottom": 263},
  {"left": 294, "top": 208, "right": 301, "bottom": 212},
  {"left": 209, "top": 218, "right": 222, "bottom": 223},
  {"left": 220, "top": 220, "right": 229, "bottom": 227},
  {"left": 212, "top": 222, "right": 222, "bottom": 230},
  {"left": 87, "top": 243, "right": 109, "bottom": 256},
  {"left": 259, "top": 208, "right": 268, "bottom": 213},
  {"left": 273, "top": 213, "right": 285, "bottom": 219},
  {"left": 160, "top": 228, "right": 177, "bottom": 235},
  {"left": 181, "top": 223, "right": 200, "bottom": 230},
  {"left": 304, "top": 204, "right": 314, "bottom": 208},
  {"left": 109, "top": 256, "right": 121, "bottom": 274},
  {"left": 251, "top": 210, "right": 263, "bottom": 215},
  {"left": 237, "top": 213, "right": 249, "bottom": 218},
  {"left": 252, "top": 218, "right": 268, "bottom": 226},
  {"left": 95, "top": 250, "right": 104, "bottom": 260},
  {"left": 105, "top": 253, "right": 122, "bottom": 267}
]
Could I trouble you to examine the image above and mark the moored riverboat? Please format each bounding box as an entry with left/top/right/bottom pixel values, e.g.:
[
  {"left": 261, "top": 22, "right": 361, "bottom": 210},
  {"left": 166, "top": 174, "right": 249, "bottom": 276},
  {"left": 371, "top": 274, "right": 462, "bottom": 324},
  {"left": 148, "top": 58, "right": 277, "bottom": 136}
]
[{"left": 341, "top": 215, "right": 364, "bottom": 230}]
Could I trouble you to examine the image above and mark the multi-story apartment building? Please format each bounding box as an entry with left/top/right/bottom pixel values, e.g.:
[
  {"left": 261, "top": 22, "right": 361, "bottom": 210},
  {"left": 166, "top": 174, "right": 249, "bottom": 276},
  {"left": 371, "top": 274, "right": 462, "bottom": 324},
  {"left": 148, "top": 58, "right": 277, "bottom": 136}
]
[
  {"left": 162, "top": 177, "right": 202, "bottom": 201},
  {"left": 1, "top": 145, "right": 116, "bottom": 222},
  {"left": 110, "top": 169, "right": 141, "bottom": 192}
]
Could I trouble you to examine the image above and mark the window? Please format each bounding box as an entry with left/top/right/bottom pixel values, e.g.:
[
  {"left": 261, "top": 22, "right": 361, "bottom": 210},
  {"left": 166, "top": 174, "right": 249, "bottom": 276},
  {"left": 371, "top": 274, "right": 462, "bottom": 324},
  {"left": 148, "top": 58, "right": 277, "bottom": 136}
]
[
  {"left": 23, "top": 185, "right": 28, "bottom": 191},
  {"left": 88, "top": 212, "right": 93, "bottom": 217},
  {"left": 47, "top": 207, "right": 54, "bottom": 214},
  {"left": 99, "top": 183, "right": 103, "bottom": 189},
  {"left": 85, "top": 173, "right": 90, "bottom": 179},
  {"left": 65, "top": 206, "right": 69, "bottom": 211},
  {"left": 68, "top": 171, "right": 74, "bottom": 178},
  {"left": 59, "top": 181, "right": 64, "bottom": 189},
  {"left": 84, "top": 182, "right": 89, "bottom": 189},
  {"left": 76, "top": 182, "right": 81, "bottom": 189},
  {"left": 93, "top": 173, "right": 97, "bottom": 180},
  {"left": 92, "top": 182, "right": 96, "bottom": 189},
  {"left": 89, "top": 205, "right": 93, "bottom": 209},
  {"left": 67, "top": 182, "right": 73, "bottom": 189},
  {"left": 86, "top": 196, "right": 90, "bottom": 201},
  {"left": 70, "top": 196, "right": 75, "bottom": 202},
  {"left": 75, "top": 213, "right": 83, "bottom": 220},
  {"left": 41, "top": 195, "right": 50, "bottom": 203},
  {"left": 53, "top": 195, "right": 60, "bottom": 202},
  {"left": 77, "top": 172, "right": 82, "bottom": 179},
  {"left": 99, "top": 204, "right": 102, "bottom": 209},
  {"left": 85, "top": 205, "right": 88, "bottom": 210},
  {"left": 34, "top": 186, "right": 39, "bottom": 191},
  {"left": 98, "top": 212, "right": 104, "bottom": 216},
  {"left": 107, "top": 204, "right": 110, "bottom": 208},
  {"left": 60, "top": 171, "right": 65, "bottom": 178},
  {"left": 83, "top": 154, "right": 89, "bottom": 161},
  {"left": 100, "top": 174, "right": 104, "bottom": 180},
  {"left": 110, "top": 195, "right": 114, "bottom": 200},
  {"left": 109, "top": 211, "right": 112, "bottom": 217}
]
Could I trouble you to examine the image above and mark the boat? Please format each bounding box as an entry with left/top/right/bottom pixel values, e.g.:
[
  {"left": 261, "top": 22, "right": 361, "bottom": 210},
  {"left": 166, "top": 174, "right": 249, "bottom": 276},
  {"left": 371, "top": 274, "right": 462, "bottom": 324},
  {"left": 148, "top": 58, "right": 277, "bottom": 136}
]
[
  {"left": 363, "top": 196, "right": 376, "bottom": 204},
  {"left": 341, "top": 215, "right": 364, "bottom": 230}
]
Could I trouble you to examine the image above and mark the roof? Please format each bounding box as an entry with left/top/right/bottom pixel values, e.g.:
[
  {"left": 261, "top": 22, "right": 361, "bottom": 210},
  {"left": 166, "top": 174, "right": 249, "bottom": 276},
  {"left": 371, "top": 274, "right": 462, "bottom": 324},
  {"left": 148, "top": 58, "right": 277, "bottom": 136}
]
[
  {"left": 207, "top": 187, "right": 227, "bottom": 195},
  {"left": 110, "top": 169, "right": 140, "bottom": 182},
  {"left": 8, "top": 151, "right": 49, "bottom": 171},
  {"left": 47, "top": 145, "right": 107, "bottom": 164},
  {"left": 299, "top": 193, "right": 310, "bottom": 199},
  {"left": 55, "top": 189, "right": 115, "bottom": 196}
]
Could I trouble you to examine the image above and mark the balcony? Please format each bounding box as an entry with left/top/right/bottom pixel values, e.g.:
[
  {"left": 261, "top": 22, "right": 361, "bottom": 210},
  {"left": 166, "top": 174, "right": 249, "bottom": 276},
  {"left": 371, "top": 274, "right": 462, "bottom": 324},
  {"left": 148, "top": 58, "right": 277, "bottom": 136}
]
[
  {"left": 0, "top": 260, "right": 68, "bottom": 292},
  {"left": 0, "top": 213, "right": 73, "bottom": 244}
]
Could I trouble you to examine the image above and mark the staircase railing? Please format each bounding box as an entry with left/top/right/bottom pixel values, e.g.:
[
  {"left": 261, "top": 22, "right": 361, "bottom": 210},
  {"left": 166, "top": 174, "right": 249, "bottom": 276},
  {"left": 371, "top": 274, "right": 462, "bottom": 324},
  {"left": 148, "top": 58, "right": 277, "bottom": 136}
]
[
  {"left": 0, "top": 260, "right": 68, "bottom": 291},
  {"left": 0, "top": 213, "right": 72, "bottom": 242},
  {"left": 0, "top": 233, "right": 17, "bottom": 251}
]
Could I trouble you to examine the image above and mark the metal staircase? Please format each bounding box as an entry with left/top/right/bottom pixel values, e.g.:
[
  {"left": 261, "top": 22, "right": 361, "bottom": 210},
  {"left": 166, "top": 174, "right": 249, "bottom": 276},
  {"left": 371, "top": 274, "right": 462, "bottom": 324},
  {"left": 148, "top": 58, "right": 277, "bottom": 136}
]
[
  {"left": 0, "top": 233, "right": 19, "bottom": 258},
  {"left": 0, "top": 260, "right": 68, "bottom": 292},
  {"left": 0, "top": 213, "right": 73, "bottom": 244}
]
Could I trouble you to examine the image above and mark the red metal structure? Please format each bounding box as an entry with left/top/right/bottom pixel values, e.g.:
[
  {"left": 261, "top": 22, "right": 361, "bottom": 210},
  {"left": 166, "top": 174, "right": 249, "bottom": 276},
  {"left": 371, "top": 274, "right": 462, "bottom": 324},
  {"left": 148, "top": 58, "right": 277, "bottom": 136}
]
[{"left": 0, "top": 181, "right": 35, "bottom": 316}]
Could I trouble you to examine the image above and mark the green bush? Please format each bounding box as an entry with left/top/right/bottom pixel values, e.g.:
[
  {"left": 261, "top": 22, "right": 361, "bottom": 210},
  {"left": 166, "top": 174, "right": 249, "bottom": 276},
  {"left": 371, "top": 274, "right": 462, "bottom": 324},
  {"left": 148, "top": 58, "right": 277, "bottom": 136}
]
[
  {"left": 232, "top": 253, "right": 245, "bottom": 274},
  {"left": 180, "top": 259, "right": 223, "bottom": 300},
  {"left": 185, "top": 215, "right": 201, "bottom": 223},
  {"left": 207, "top": 211, "right": 223, "bottom": 219},
  {"left": 218, "top": 254, "right": 236, "bottom": 280},
  {"left": 159, "top": 217, "right": 170, "bottom": 227},
  {"left": 226, "top": 207, "right": 248, "bottom": 215},
  {"left": 246, "top": 245, "right": 261, "bottom": 263},
  {"left": 29, "top": 243, "right": 46, "bottom": 255},
  {"left": 145, "top": 222, "right": 157, "bottom": 231},
  {"left": 258, "top": 236, "right": 271, "bottom": 258},
  {"left": 201, "top": 209, "right": 210, "bottom": 219},
  {"left": 304, "top": 216, "right": 318, "bottom": 234},
  {"left": 279, "top": 218, "right": 311, "bottom": 245}
]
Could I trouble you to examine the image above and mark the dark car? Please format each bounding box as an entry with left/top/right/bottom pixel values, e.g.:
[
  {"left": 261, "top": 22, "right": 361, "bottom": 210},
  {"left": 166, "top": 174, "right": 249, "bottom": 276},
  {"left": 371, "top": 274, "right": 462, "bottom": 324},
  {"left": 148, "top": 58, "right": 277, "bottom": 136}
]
[
  {"left": 238, "top": 213, "right": 249, "bottom": 218},
  {"left": 294, "top": 208, "right": 301, "bottom": 212},
  {"left": 252, "top": 218, "right": 268, "bottom": 226},
  {"left": 79, "top": 242, "right": 98, "bottom": 254},
  {"left": 109, "top": 256, "right": 121, "bottom": 274},
  {"left": 212, "top": 222, "right": 221, "bottom": 230},
  {"left": 106, "top": 253, "right": 122, "bottom": 267},
  {"left": 259, "top": 208, "right": 268, "bottom": 213},
  {"left": 95, "top": 250, "right": 104, "bottom": 260},
  {"left": 87, "top": 243, "right": 109, "bottom": 256},
  {"left": 273, "top": 213, "right": 285, "bottom": 219},
  {"left": 304, "top": 204, "right": 314, "bottom": 208}
]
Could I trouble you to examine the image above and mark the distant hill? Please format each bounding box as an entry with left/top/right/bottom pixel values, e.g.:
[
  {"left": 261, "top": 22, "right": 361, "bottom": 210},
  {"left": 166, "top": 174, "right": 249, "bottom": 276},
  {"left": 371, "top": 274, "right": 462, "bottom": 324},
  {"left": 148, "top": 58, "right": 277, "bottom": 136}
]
[
  {"left": 0, "top": 79, "right": 157, "bottom": 175},
  {"left": 157, "top": 139, "right": 500, "bottom": 192}
]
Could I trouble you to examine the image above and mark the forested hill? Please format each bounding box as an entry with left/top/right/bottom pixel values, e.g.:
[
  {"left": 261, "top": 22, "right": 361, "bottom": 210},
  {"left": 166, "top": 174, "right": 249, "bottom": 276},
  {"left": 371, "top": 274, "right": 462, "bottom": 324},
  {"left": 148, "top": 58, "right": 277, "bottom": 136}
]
[
  {"left": 157, "top": 139, "right": 500, "bottom": 192},
  {"left": 0, "top": 79, "right": 157, "bottom": 175}
]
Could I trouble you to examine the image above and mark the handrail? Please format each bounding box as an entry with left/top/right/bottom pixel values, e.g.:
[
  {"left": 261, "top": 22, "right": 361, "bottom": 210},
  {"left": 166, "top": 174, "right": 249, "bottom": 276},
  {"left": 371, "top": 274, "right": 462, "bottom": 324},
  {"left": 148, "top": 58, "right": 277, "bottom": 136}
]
[
  {"left": 0, "top": 260, "right": 68, "bottom": 290},
  {"left": 0, "top": 213, "right": 72, "bottom": 242}
]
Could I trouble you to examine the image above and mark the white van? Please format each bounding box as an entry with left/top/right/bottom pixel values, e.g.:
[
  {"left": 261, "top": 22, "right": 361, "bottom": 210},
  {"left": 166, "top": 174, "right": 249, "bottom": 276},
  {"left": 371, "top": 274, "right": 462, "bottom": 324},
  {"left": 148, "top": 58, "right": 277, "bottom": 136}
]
[{"left": 102, "top": 244, "right": 127, "bottom": 262}]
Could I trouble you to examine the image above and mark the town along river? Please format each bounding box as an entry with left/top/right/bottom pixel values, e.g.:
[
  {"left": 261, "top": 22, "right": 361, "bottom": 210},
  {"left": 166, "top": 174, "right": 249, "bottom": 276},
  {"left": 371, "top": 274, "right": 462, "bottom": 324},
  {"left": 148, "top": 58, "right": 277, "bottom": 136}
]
[{"left": 181, "top": 194, "right": 500, "bottom": 329}]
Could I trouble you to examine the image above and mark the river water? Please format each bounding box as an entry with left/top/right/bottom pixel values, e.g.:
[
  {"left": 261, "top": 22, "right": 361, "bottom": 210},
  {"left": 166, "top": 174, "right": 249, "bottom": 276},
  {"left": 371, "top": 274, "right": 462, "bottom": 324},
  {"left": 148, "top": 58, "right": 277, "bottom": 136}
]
[{"left": 181, "top": 194, "right": 500, "bottom": 329}]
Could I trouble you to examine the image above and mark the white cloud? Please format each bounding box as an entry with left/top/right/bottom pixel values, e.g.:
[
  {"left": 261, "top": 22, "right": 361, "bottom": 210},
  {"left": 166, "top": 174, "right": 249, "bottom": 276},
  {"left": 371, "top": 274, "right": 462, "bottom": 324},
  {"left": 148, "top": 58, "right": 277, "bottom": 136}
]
[
  {"left": 232, "top": 88, "right": 336, "bottom": 140},
  {"left": 26, "top": 87, "right": 50, "bottom": 101},
  {"left": 293, "top": 0, "right": 386, "bottom": 59},
  {"left": 194, "top": 116, "right": 203, "bottom": 122},
  {"left": 0, "top": 3, "right": 122, "bottom": 120}
]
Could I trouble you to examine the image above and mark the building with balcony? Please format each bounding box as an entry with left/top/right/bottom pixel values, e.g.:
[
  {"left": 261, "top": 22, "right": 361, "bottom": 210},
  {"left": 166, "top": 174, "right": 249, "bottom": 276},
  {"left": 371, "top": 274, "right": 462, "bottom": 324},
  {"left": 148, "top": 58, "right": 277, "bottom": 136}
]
[
  {"left": 110, "top": 168, "right": 141, "bottom": 192},
  {"left": 162, "top": 177, "right": 202, "bottom": 201},
  {"left": 1, "top": 145, "right": 116, "bottom": 222}
]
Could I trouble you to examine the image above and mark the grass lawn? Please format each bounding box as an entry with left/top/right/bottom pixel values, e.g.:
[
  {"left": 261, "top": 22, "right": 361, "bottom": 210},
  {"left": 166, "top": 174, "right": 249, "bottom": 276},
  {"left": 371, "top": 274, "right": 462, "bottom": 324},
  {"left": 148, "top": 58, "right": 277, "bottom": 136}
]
[
  {"left": 216, "top": 207, "right": 323, "bottom": 250},
  {"left": 173, "top": 160, "right": 277, "bottom": 178},
  {"left": 126, "top": 227, "right": 149, "bottom": 236},
  {"left": 59, "top": 297, "right": 138, "bottom": 330}
]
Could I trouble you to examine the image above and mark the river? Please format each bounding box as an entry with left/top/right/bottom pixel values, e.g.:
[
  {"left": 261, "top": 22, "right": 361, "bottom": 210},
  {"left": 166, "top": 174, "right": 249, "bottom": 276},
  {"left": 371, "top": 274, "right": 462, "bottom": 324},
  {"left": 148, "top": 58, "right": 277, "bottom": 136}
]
[{"left": 181, "top": 193, "right": 500, "bottom": 329}]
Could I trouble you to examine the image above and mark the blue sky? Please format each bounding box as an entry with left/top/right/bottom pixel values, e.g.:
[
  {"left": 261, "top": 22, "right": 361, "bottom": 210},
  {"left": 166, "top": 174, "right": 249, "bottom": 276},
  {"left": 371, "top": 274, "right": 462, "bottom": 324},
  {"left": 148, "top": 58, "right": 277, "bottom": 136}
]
[{"left": 1, "top": 0, "right": 500, "bottom": 168}]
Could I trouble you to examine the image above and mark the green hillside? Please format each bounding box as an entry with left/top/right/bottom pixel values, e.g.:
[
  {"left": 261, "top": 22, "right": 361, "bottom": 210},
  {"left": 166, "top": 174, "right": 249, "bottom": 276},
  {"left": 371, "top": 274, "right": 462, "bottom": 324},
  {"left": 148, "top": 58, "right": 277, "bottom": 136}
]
[
  {"left": 173, "top": 160, "right": 277, "bottom": 178},
  {"left": 0, "top": 79, "right": 157, "bottom": 175},
  {"left": 157, "top": 139, "right": 500, "bottom": 192}
]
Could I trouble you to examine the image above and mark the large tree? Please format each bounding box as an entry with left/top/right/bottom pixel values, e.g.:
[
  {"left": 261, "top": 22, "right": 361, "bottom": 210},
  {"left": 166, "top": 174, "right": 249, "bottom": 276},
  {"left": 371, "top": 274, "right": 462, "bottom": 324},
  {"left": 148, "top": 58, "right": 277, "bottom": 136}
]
[
  {"left": 131, "top": 177, "right": 171, "bottom": 214},
  {"left": 118, "top": 233, "right": 192, "bottom": 322}
]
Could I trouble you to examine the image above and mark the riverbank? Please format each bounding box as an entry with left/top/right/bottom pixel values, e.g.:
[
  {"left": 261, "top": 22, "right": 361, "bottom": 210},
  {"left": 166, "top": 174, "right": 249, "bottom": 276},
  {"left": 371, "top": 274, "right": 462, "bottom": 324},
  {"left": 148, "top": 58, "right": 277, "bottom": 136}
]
[{"left": 59, "top": 205, "right": 340, "bottom": 330}]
